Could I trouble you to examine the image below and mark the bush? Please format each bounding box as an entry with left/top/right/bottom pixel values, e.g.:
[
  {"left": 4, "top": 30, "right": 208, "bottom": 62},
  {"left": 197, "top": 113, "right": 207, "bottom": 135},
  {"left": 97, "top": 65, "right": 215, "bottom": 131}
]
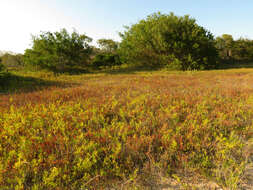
[
  {"left": 119, "top": 12, "right": 219, "bottom": 70},
  {"left": 1, "top": 53, "right": 24, "bottom": 69},
  {"left": 232, "top": 38, "right": 253, "bottom": 61},
  {"left": 97, "top": 39, "right": 119, "bottom": 53},
  {"left": 92, "top": 53, "right": 121, "bottom": 67},
  {"left": 24, "top": 29, "right": 93, "bottom": 73},
  {"left": 0, "top": 57, "right": 5, "bottom": 72},
  {"left": 0, "top": 64, "right": 3, "bottom": 72},
  {"left": 0, "top": 57, "right": 7, "bottom": 90},
  {"left": 215, "top": 34, "right": 253, "bottom": 62}
]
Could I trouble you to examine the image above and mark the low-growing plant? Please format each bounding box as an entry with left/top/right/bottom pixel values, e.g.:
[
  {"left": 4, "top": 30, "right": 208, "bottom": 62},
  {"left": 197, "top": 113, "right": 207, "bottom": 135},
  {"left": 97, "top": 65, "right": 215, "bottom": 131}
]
[{"left": 0, "top": 70, "right": 252, "bottom": 189}]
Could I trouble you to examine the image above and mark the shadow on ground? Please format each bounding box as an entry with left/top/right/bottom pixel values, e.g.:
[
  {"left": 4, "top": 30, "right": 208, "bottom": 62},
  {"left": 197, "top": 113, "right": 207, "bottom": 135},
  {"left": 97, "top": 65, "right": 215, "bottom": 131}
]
[
  {"left": 0, "top": 72, "right": 74, "bottom": 94},
  {"left": 97, "top": 65, "right": 162, "bottom": 75},
  {"left": 218, "top": 61, "right": 253, "bottom": 70},
  {"left": 54, "top": 67, "right": 91, "bottom": 75}
]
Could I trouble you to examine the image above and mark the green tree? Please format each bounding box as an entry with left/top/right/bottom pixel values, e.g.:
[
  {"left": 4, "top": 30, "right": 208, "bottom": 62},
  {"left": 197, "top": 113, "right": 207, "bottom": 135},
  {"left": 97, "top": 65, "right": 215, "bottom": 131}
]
[
  {"left": 97, "top": 39, "right": 119, "bottom": 53},
  {"left": 1, "top": 53, "right": 24, "bottom": 68},
  {"left": 92, "top": 53, "right": 121, "bottom": 67},
  {"left": 0, "top": 57, "right": 4, "bottom": 72},
  {"left": 216, "top": 34, "right": 234, "bottom": 59},
  {"left": 216, "top": 35, "right": 253, "bottom": 62},
  {"left": 92, "top": 39, "right": 121, "bottom": 67},
  {"left": 24, "top": 29, "right": 93, "bottom": 72},
  {"left": 233, "top": 38, "right": 253, "bottom": 61},
  {"left": 119, "top": 12, "right": 218, "bottom": 70}
]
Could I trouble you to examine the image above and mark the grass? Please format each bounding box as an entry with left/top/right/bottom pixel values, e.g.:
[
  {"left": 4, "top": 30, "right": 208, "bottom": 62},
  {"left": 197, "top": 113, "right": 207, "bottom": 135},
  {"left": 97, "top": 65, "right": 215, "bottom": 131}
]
[
  {"left": 0, "top": 71, "right": 75, "bottom": 94},
  {"left": 0, "top": 68, "right": 253, "bottom": 189}
]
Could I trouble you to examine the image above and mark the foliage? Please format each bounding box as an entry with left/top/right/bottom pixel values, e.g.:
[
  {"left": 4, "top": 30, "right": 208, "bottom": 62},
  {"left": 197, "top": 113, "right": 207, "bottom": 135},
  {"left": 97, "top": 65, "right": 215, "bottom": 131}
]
[
  {"left": 0, "top": 71, "right": 67, "bottom": 94},
  {"left": 119, "top": 12, "right": 219, "bottom": 70},
  {"left": 233, "top": 38, "right": 253, "bottom": 61},
  {"left": 0, "top": 57, "right": 4, "bottom": 72},
  {"left": 92, "top": 53, "right": 122, "bottom": 67},
  {"left": 0, "top": 70, "right": 252, "bottom": 189},
  {"left": 0, "top": 57, "right": 6, "bottom": 89},
  {"left": 0, "top": 57, "right": 6, "bottom": 88},
  {"left": 97, "top": 38, "right": 119, "bottom": 53},
  {"left": 1, "top": 53, "right": 24, "bottom": 68},
  {"left": 215, "top": 34, "right": 234, "bottom": 60},
  {"left": 216, "top": 34, "right": 253, "bottom": 62},
  {"left": 23, "top": 29, "right": 93, "bottom": 73},
  {"left": 91, "top": 39, "right": 121, "bottom": 68}
]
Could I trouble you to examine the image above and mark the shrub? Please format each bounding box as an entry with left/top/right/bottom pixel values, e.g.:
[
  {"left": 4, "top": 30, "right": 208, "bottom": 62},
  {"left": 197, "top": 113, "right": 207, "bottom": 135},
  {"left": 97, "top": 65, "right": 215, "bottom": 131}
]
[
  {"left": 92, "top": 53, "right": 121, "bottom": 67},
  {"left": 215, "top": 34, "right": 253, "bottom": 62},
  {"left": 97, "top": 39, "right": 119, "bottom": 53},
  {"left": 0, "top": 57, "right": 4, "bottom": 71},
  {"left": 0, "top": 63, "right": 3, "bottom": 72},
  {"left": 1, "top": 54, "right": 24, "bottom": 69},
  {"left": 119, "top": 12, "right": 219, "bottom": 70},
  {"left": 24, "top": 29, "right": 93, "bottom": 73}
]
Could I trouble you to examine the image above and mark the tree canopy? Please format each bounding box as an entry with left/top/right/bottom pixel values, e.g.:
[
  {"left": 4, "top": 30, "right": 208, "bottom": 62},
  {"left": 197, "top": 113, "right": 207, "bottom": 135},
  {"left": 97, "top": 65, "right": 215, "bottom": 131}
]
[
  {"left": 92, "top": 38, "right": 121, "bottom": 67},
  {"left": 233, "top": 38, "right": 253, "bottom": 61},
  {"left": 216, "top": 34, "right": 234, "bottom": 60},
  {"left": 1, "top": 53, "right": 24, "bottom": 68},
  {"left": 5, "top": 13, "right": 253, "bottom": 73},
  {"left": 216, "top": 35, "right": 253, "bottom": 62},
  {"left": 119, "top": 12, "right": 218, "bottom": 70},
  {"left": 97, "top": 39, "right": 119, "bottom": 53},
  {"left": 24, "top": 29, "right": 93, "bottom": 72}
]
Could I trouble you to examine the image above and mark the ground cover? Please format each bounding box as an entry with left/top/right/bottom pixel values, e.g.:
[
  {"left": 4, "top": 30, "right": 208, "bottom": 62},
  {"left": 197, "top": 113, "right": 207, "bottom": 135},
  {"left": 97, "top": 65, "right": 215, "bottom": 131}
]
[{"left": 0, "top": 69, "right": 253, "bottom": 189}]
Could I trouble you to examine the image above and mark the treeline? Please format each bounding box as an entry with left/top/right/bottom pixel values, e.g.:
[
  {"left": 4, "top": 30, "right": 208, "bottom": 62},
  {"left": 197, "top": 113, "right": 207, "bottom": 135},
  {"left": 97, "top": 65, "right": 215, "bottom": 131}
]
[
  {"left": 216, "top": 34, "right": 253, "bottom": 62},
  {"left": 1, "top": 12, "right": 253, "bottom": 73}
]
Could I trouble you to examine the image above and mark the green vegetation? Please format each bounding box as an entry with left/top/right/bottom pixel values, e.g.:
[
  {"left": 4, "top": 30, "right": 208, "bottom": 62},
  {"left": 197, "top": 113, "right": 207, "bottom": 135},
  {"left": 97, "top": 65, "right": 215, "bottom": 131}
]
[
  {"left": 119, "top": 12, "right": 218, "bottom": 70},
  {"left": 0, "top": 57, "right": 4, "bottom": 72},
  {"left": 1, "top": 11, "right": 253, "bottom": 189},
  {"left": 92, "top": 53, "right": 121, "bottom": 67},
  {"left": 216, "top": 34, "right": 253, "bottom": 62},
  {"left": 1, "top": 53, "right": 24, "bottom": 68},
  {"left": 0, "top": 71, "right": 71, "bottom": 94},
  {"left": 23, "top": 29, "right": 93, "bottom": 73},
  {"left": 97, "top": 38, "right": 119, "bottom": 53},
  {"left": 2, "top": 12, "right": 253, "bottom": 74},
  {"left": 0, "top": 69, "right": 253, "bottom": 189},
  {"left": 92, "top": 39, "right": 122, "bottom": 67},
  {"left": 0, "top": 57, "right": 6, "bottom": 88}
]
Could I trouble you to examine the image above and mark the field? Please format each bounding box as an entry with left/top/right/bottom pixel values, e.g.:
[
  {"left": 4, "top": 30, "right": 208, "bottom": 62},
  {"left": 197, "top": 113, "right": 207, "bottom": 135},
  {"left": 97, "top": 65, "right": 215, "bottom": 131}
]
[{"left": 0, "top": 69, "right": 253, "bottom": 189}]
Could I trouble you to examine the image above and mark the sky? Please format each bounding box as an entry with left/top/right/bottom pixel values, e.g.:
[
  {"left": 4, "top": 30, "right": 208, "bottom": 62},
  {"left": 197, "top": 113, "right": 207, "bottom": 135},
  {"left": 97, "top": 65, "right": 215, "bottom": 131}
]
[{"left": 1, "top": 0, "right": 253, "bottom": 53}]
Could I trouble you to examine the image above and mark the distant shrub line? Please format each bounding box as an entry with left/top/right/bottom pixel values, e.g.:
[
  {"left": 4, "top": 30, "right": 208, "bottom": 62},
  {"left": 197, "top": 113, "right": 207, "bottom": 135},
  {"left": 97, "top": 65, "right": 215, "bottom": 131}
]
[{"left": 1, "top": 12, "right": 253, "bottom": 74}]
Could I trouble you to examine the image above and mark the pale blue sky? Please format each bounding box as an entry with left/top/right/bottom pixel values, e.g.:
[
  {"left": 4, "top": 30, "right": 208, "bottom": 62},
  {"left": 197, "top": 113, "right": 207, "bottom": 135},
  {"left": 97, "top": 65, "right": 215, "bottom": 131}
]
[{"left": 1, "top": 0, "right": 253, "bottom": 53}]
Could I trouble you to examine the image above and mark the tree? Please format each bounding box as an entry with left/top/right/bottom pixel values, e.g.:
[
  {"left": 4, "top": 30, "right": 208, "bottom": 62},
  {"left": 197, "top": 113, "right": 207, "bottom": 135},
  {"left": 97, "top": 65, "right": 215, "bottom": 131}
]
[
  {"left": 97, "top": 39, "right": 119, "bottom": 53},
  {"left": 0, "top": 57, "right": 4, "bottom": 72},
  {"left": 216, "top": 34, "right": 234, "bottom": 59},
  {"left": 92, "top": 39, "right": 121, "bottom": 67},
  {"left": 233, "top": 38, "right": 253, "bottom": 61},
  {"left": 1, "top": 53, "right": 24, "bottom": 68},
  {"left": 216, "top": 35, "right": 253, "bottom": 62},
  {"left": 118, "top": 12, "right": 218, "bottom": 70},
  {"left": 24, "top": 29, "right": 93, "bottom": 72},
  {"left": 92, "top": 53, "right": 121, "bottom": 67}
]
